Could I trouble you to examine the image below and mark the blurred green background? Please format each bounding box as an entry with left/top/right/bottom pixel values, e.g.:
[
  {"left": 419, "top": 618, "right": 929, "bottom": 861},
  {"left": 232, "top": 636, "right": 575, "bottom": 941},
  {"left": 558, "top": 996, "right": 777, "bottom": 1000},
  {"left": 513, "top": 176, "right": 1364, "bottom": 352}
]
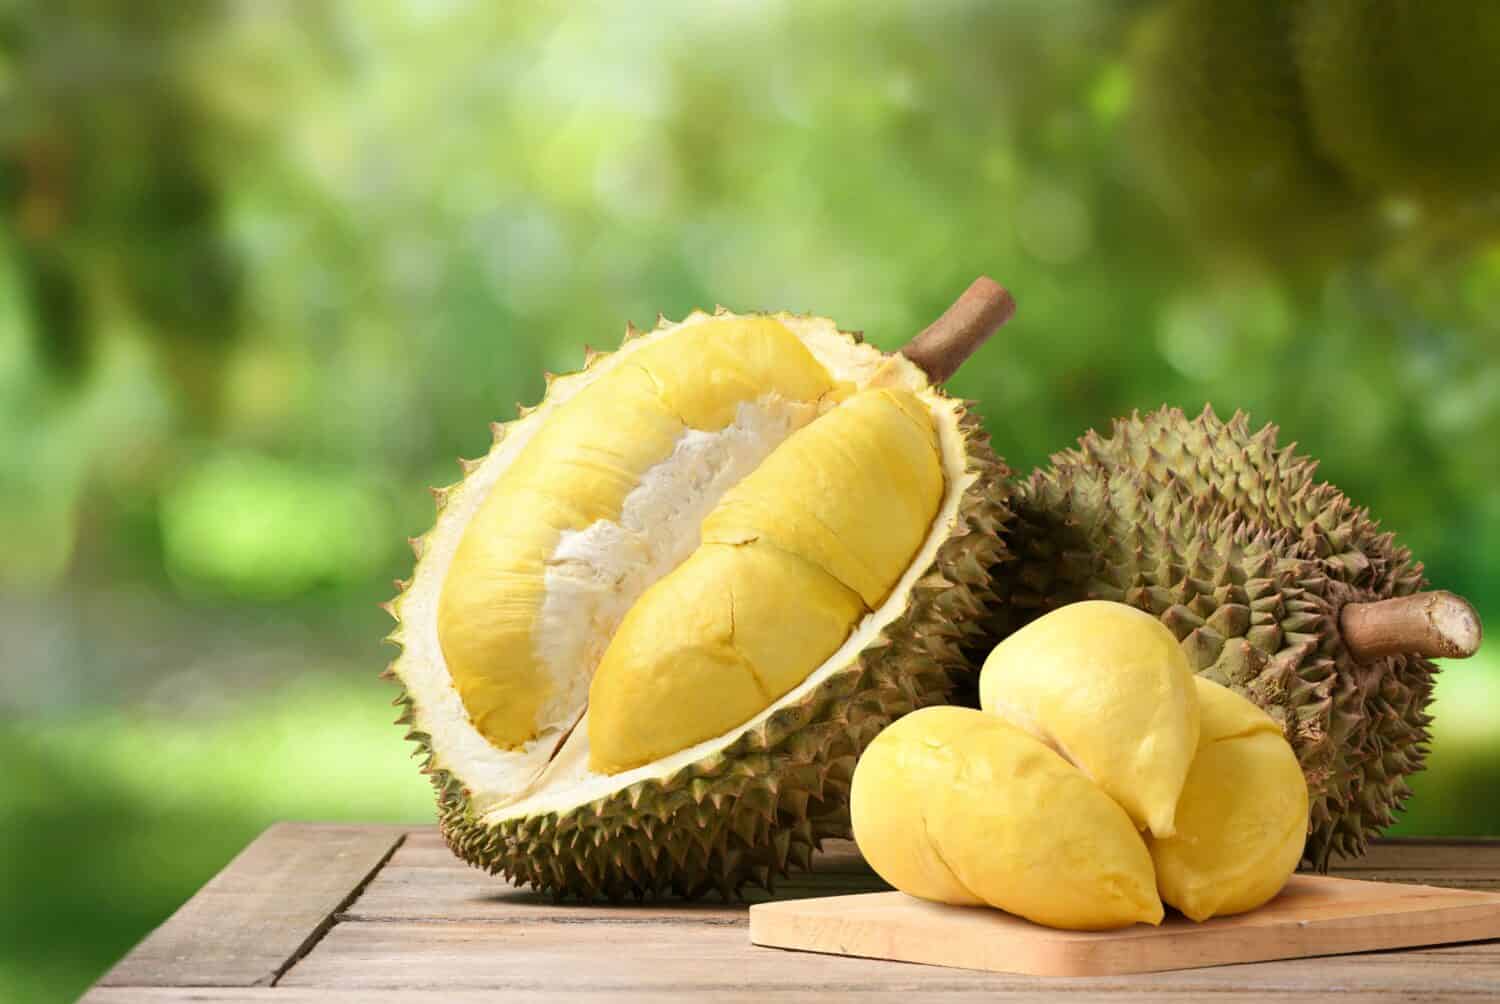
[{"left": 3, "top": 2, "right": 1497, "bottom": 1000}]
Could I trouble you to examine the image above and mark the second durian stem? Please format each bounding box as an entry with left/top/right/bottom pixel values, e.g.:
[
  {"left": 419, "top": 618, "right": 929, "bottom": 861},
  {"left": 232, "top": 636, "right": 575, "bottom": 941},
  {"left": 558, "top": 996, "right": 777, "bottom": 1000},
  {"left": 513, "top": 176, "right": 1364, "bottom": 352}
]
[
  {"left": 901, "top": 276, "right": 1016, "bottom": 384},
  {"left": 1341, "top": 591, "right": 1482, "bottom": 662}
]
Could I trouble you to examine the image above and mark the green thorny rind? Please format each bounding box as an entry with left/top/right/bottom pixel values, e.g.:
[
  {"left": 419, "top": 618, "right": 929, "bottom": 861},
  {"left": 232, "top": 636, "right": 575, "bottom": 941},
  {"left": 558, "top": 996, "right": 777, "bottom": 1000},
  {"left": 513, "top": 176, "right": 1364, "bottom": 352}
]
[
  {"left": 985, "top": 404, "right": 1433, "bottom": 870},
  {"left": 383, "top": 319, "right": 1014, "bottom": 900}
]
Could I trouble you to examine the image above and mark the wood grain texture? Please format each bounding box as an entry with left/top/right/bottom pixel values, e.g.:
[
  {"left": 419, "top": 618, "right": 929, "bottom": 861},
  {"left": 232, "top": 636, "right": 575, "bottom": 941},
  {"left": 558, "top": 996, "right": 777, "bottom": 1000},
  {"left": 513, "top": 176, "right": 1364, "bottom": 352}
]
[
  {"left": 275, "top": 920, "right": 1500, "bottom": 995},
  {"left": 86, "top": 825, "right": 1500, "bottom": 1000},
  {"left": 345, "top": 832, "right": 1500, "bottom": 924},
  {"left": 344, "top": 832, "right": 890, "bottom": 925},
  {"left": 97, "top": 823, "right": 407, "bottom": 988},
  {"left": 749, "top": 875, "right": 1500, "bottom": 976},
  {"left": 76, "top": 988, "right": 1498, "bottom": 1004}
]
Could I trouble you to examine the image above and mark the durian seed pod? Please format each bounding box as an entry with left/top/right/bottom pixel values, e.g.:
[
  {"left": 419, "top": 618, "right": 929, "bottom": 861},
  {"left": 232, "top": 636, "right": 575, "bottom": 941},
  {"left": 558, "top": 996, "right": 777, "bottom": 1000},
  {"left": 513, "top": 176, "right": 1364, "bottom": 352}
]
[
  {"left": 984, "top": 406, "right": 1482, "bottom": 869},
  {"left": 385, "top": 278, "right": 1017, "bottom": 900}
]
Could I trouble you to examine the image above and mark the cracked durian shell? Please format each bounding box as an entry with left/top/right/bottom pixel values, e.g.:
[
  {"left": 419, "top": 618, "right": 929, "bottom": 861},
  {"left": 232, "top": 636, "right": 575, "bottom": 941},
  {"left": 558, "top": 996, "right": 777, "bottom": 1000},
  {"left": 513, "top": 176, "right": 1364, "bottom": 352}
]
[
  {"left": 384, "top": 308, "right": 1013, "bottom": 900},
  {"left": 985, "top": 405, "right": 1434, "bottom": 868}
]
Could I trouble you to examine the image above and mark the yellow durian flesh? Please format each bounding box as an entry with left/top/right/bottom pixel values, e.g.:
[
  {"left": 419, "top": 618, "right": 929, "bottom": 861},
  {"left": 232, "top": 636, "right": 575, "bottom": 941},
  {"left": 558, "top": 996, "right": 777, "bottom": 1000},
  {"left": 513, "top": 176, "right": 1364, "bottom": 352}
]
[
  {"left": 979, "top": 600, "right": 1200, "bottom": 838},
  {"left": 437, "top": 317, "right": 836, "bottom": 750},
  {"left": 850, "top": 705, "right": 1164, "bottom": 931},
  {"left": 584, "top": 543, "right": 865, "bottom": 774},
  {"left": 1150, "top": 676, "right": 1310, "bottom": 922},
  {"left": 588, "top": 388, "right": 943, "bottom": 774},
  {"left": 701, "top": 388, "right": 945, "bottom": 607}
]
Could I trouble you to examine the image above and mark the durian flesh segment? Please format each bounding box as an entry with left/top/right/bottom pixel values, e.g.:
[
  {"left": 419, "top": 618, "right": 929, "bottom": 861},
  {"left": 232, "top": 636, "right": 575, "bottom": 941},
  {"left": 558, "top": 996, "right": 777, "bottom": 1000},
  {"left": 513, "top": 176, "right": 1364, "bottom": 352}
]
[
  {"left": 850, "top": 705, "right": 1164, "bottom": 931},
  {"left": 583, "top": 543, "right": 866, "bottom": 774},
  {"left": 438, "top": 318, "right": 836, "bottom": 750},
  {"left": 588, "top": 388, "right": 944, "bottom": 774},
  {"left": 1150, "top": 676, "right": 1309, "bottom": 921},
  {"left": 979, "top": 600, "right": 1200, "bottom": 838},
  {"left": 702, "top": 388, "right": 943, "bottom": 607}
]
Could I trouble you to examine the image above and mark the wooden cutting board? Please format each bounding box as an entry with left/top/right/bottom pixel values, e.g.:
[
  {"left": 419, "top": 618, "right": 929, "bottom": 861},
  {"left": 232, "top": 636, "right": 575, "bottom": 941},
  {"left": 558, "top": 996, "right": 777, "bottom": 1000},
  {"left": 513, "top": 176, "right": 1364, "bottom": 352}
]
[{"left": 749, "top": 873, "right": 1500, "bottom": 977}]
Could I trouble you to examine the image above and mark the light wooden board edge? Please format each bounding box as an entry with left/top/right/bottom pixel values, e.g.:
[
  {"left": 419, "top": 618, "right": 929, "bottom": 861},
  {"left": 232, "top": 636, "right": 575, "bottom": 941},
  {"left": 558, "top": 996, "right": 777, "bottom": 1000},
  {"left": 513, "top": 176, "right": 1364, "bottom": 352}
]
[
  {"left": 95, "top": 823, "right": 412, "bottom": 989},
  {"left": 748, "top": 877, "right": 1500, "bottom": 977},
  {"left": 78, "top": 987, "right": 1499, "bottom": 1004}
]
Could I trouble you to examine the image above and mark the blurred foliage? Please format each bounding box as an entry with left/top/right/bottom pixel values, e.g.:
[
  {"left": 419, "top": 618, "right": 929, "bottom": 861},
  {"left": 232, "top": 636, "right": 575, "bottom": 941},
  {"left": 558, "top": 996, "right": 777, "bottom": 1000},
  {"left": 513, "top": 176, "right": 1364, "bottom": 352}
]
[
  {"left": 0, "top": 675, "right": 433, "bottom": 1002},
  {"left": 0, "top": 1, "right": 1497, "bottom": 1001}
]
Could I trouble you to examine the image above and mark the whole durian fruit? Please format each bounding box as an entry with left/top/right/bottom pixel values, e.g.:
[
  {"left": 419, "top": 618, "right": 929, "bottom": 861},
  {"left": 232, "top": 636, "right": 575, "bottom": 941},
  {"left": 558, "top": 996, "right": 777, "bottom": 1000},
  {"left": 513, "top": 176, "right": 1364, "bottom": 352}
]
[
  {"left": 385, "top": 279, "right": 1015, "bottom": 899},
  {"left": 1294, "top": 1, "right": 1500, "bottom": 205},
  {"left": 986, "top": 406, "right": 1482, "bottom": 867}
]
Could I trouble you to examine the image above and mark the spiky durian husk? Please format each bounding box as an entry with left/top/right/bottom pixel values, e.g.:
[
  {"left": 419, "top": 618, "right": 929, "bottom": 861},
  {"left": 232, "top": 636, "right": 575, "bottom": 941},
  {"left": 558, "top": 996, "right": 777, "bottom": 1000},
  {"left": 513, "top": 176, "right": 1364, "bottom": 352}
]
[
  {"left": 385, "top": 318, "right": 1013, "bottom": 900},
  {"left": 985, "top": 405, "right": 1433, "bottom": 868}
]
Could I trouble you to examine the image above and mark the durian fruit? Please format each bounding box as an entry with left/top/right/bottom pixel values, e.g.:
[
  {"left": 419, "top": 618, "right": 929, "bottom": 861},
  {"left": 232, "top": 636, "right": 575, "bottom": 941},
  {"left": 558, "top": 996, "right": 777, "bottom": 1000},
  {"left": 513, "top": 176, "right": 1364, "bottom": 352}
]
[
  {"left": 986, "top": 405, "right": 1483, "bottom": 867},
  {"left": 979, "top": 600, "right": 1199, "bottom": 838},
  {"left": 385, "top": 278, "right": 1016, "bottom": 899},
  {"left": 1150, "top": 675, "right": 1309, "bottom": 921},
  {"left": 850, "top": 705, "right": 1164, "bottom": 931},
  {"left": 1126, "top": 0, "right": 1365, "bottom": 266},
  {"left": 1294, "top": 1, "right": 1500, "bottom": 206}
]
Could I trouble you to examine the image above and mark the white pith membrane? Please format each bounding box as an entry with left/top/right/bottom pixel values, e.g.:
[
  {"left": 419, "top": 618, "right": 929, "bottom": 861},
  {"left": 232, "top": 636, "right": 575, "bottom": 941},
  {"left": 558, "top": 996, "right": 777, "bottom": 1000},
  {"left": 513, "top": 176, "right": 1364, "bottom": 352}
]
[
  {"left": 393, "top": 313, "right": 975, "bottom": 821},
  {"left": 532, "top": 395, "right": 822, "bottom": 741}
]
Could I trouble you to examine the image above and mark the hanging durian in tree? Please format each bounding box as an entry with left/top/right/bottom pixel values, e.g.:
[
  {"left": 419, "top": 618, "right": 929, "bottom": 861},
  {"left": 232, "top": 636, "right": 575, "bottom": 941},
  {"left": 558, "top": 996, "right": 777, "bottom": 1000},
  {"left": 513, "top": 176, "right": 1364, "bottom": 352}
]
[
  {"left": 384, "top": 278, "right": 1016, "bottom": 899},
  {"left": 1126, "top": 0, "right": 1366, "bottom": 266},
  {"left": 985, "top": 406, "right": 1482, "bottom": 868},
  {"left": 1294, "top": 1, "right": 1500, "bottom": 206}
]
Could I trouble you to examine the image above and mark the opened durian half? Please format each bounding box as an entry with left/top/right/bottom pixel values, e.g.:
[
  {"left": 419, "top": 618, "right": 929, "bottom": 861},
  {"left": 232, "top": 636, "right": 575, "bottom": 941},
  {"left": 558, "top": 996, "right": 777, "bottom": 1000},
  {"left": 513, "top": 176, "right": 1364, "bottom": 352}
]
[{"left": 385, "top": 279, "right": 1015, "bottom": 899}]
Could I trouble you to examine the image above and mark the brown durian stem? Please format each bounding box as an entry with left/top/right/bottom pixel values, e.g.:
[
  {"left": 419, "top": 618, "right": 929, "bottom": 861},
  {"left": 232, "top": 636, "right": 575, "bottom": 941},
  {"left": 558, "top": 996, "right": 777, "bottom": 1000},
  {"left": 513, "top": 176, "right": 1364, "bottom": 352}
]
[
  {"left": 901, "top": 276, "right": 1016, "bottom": 384},
  {"left": 1341, "top": 591, "right": 1483, "bottom": 661}
]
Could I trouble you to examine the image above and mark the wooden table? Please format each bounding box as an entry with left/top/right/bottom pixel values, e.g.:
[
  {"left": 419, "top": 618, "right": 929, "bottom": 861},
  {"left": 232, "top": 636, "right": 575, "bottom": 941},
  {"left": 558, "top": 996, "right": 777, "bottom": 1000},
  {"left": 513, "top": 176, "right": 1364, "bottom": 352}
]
[{"left": 86, "top": 825, "right": 1500, "bottom": 1002}]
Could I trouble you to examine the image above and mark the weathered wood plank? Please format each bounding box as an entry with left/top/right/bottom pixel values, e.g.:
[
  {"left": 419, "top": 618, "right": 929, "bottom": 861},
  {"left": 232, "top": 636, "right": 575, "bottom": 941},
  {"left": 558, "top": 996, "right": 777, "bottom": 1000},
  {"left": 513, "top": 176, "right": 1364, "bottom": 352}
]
[
  {"left": 277, "top": 919, "right": 1500, "bottom": 994},
  {"left": 77, "top": 986, "right": 1493, "bottom": 1003},
  {"left": 345, "top": 832, "right": 1500, "bottom": 924},
  {"left": 89, "top": 825, "right": 1500, "bottom": 999},
  {"left": 1339, "top": 841, "right": 1500, "bottom": 873},
  {"left": 97, "top": 823, "right": 409, "bottom": 988},
  {"left": 345, "top": 836, "right": 888, "bottom": 924}
]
